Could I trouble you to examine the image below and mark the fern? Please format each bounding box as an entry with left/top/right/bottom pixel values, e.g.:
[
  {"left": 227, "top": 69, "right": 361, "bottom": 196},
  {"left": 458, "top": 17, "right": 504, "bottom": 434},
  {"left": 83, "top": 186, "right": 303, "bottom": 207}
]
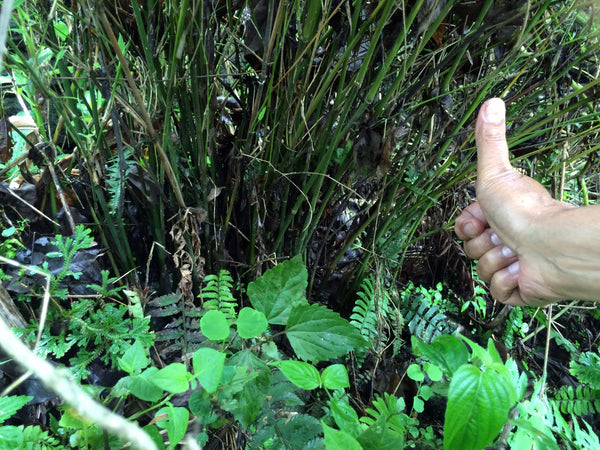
[
  {"left": 0, "top": 395, "right": 32, "bottom": 424},
  {"left": 553, "top": 385, "right": 600, "bottom": 416},
  {"left": 0, "top": 396, "right": 62, "bottom": 448},
  {"left": 200, "top": 269, "right": 237, "bottom": 322},
  {"left": 105, "top": 146, "right": 136, "bottom": 216},
  {"left": 570, "top": 352, "right": 600, "bottom": 389},
  {"left": 361, "top": 392, "right": 415, "bottom": 438},
  {"left": 400, "top": 282, "right": 452, "bottom": 344},
  {"left": 350, "top": 274, "right": 392, "bottom": 355},
  {"left": 148, "top": 293, "right": 204, "bottom": 360}
]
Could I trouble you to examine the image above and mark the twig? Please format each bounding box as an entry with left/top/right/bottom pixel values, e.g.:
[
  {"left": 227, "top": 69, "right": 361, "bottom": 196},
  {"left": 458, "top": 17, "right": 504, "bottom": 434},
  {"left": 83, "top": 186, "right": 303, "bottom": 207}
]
[{"left": 1, "top": 185, "right": 60, "bottom": 227}]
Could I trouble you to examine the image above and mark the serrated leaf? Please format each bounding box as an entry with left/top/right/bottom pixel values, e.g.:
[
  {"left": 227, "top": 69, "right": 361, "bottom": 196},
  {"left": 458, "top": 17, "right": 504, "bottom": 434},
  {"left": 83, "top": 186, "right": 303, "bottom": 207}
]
[
  {"left": 273, "top": 360, "right": 321, "bottom": 390},
  {"left": 285, "top": 304, "right": 366, "bottom": 362},
  {"left": 236, "top": 307, "right": 268, "bottom": 339},
  {"left": 444, "top": 365, "right": 516, "bottom": 450},
  {"left": 200, "top": 309, "right": 230, "bottom": 341},
  {"left": 193, "top": 347, "right": 226, "bottom": 393},
  {"left": 152, "top": 363, "right": 190, "bottom": 394},
  {"left": 0, "top": 395, "right": 32, "bottom": 425},
  {"left": 321, "top": 364, "right": 350, "bottom": 390},
  {"left": 247, "top": 255, "right": 308, "bottom": 325}
]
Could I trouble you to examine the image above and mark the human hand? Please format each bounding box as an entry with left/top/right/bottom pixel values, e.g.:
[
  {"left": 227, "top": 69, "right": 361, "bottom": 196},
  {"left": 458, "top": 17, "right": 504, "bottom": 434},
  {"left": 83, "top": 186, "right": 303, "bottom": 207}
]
[{"left": 455, "top": 98, "right": 576, "bottom": 306}]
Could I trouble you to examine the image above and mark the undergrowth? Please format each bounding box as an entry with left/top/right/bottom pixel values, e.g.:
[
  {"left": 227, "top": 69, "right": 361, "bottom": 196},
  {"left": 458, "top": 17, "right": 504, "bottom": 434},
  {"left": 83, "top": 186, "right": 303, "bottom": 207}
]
[{"left": 0, "top": 0, "right": 599, "bottom": 449}]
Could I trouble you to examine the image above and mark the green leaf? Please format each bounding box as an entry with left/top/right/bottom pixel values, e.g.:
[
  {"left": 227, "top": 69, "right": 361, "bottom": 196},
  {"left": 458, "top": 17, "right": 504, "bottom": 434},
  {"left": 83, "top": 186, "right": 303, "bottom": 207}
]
[
  {"left": 142, "top": 424, "right": 167, "bottom": 450},
  {"left": 322, "top": 422, "right": 362, "bottom": 450},
  {"left": 152, "top": 363, "right": 190, "bottom": 394},
  {"left": 193, "top": 347, "right": 226, "bottom": 394},
  {"left": 321, "top": 364, "right": 350, "bottom": 390},
  {"left": 130, "top": 368, "right": 164, "bottom": 402},
  {"left": 285, "top": 303, "right": 366, "bottom": 362},
  {"left": 118, "top": 340, "right": 149, "bottom": 374},
  {"left": 0, "top": 395, "right": 32, "bottom": 425},
  {"left": 411, "top": 335, "right": 469, "bottom": 377},
  {"left": 444, "top": 365, "right": 517, "bottom": 450},
  {"left": 155, "top": 405, "right": 189, "bottom": 448},
  {"left": 407, "top": 364, "right": 424, "bottom": 382},
  {"left": 273, "top": 360, "right": 321, "bottom": 390},
  {"left": 247, "top": 255, "right": 309, "bottom": 325},
  {"left": 200, "top": 309, "right": 231, "bottom": 341},
  {"left": 0, "top": 426, "right": 24, "bottom": 449},
  {"left": 236, "top": 307, "right": 268, "bottom": 339},
  {"left": 330, "top": 399, "right": 360, "bottom": 436}
]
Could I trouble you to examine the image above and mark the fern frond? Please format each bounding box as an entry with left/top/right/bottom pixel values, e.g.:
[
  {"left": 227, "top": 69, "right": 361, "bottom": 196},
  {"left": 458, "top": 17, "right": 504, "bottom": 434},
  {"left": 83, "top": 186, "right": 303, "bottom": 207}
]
[
  {"left": 106, "top": 146, "right": 136, "bottom": 216},
  {"left": 570, "top": 352, "right": 600, "bottom": 389},
  {"left": 350, "top": 274, "right": 393, "bottom": 358},
  {"left": 402, "top": 293, "right": 451, "bottom": 344},
  {"left": 553, "top": 385, "right": 600, "bottom": 416},
  {"left": 200, "top": 269, "right": 237, "bottom": 321},
  {"left": 361, "top": 392, "right": 413, "bottom": 437},
  {"left": 148, "top": 293, "right": 204, "bottom": 359}
]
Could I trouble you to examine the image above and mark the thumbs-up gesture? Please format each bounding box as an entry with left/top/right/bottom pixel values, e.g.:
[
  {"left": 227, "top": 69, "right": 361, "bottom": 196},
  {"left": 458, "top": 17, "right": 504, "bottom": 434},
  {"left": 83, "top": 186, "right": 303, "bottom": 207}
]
[{"left": 455, "top": 99, "right": 600, "bottom": 306}]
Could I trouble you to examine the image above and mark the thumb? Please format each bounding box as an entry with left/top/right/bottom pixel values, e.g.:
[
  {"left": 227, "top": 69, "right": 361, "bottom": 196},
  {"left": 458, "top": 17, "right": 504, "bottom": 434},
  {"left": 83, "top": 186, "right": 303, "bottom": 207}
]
[{"left": 475, "top": 98, "right": 513, "bottom": 182}]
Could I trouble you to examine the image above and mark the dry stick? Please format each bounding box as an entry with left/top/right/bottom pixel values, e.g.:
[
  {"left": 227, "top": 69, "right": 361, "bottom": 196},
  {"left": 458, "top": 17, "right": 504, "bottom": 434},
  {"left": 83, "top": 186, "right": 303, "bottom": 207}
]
[
  {"left": 0, "top": 315, "right": 157, "bottom": 450},
  {"left": 97, "top": 11, "right": 186, "bottom": 210},
  {"left": 1, "top": 186, "right": 60, "bottom": 227}
]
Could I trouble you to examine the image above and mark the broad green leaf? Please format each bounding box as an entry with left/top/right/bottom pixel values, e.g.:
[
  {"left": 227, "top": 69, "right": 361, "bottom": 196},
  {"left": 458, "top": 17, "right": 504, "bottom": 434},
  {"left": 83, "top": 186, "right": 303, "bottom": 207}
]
[
  {"left": 0, "top": 426, "right": 23, "bottom": 449},
  {"left": 322, "top": 422, "right": 362, "bottom": 450},
  {"left": 156, "top": 405, "right": 189, "bottom": 447},
  {"left": 411, "top": 335, "right": 469, "bottom": 376},
  {"left": 142, "top": 424, "right": 167, "bottom": 450},
  {"left": 236, "top": 307, "right": 268, "bottom": 339},
  {"left": 247, "top": 255, "right": 308, "bottom": 325},
  {"left": 193, "top": 347, "right": 226, "bottom": 393},
  {"left": 118, "top": 340, "right": 149, "bottom": 374},
  {"left": 0, "top": 395, "right": 32, "bottom": 425},
  {"left": 444, "top": 365, "right": 517, "bottom": 450},
  {"left": 273, "top": 360, "right": 321, "bottom": 390},
  {"left": 152, "top": 363, "right": 190, "bottom": 394},
  {"left": 406, "top": 364, "right": 424, "bottom": 382},
  {"left": 220, "top": 368, "right": 270, "bottom": 428},
  {"left": 285, "top": 303, "right": 366, "bottom": 362},
  {"left": 330, "top": 399, "right": 360, "bottom": 436},
  {"left": 200, "top": 309, "right": 230, "bottom": 341},
  {"left": 130, "top": 368, "right": 163, "bottom": 402},
  {"left": 413, "top": 397, "right": 425, "bottom": 413},
  {"left": 321, "top": 364, "right": 350, "bottom": 390},
  {"left": 425, "top": 362, "right": 444, "bottom": 382},
  {"left": 189, "top": 391, "right": 213, "bottom": 420}
]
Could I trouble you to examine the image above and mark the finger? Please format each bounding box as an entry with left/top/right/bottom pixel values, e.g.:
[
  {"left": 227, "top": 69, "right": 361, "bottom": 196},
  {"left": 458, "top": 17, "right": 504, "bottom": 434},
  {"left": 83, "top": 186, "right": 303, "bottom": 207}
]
[
  {"left": 475, "top": 98, "right": 513, "bottom": 182},
  {"left": 489, "top": 262, "right": 524, "bottom": 305},
  {"left": 475, "top": 242, "right": 518, "bottom": 282},
  {"left": 455, "top": 202, "right": 489, "bottom": 241},
  {"left": 463, "top": 228, "right": 501, "bottom": 260}
]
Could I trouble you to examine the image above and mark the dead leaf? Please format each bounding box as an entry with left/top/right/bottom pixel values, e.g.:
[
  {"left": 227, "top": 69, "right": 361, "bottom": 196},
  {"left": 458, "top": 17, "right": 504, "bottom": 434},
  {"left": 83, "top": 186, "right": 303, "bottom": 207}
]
[
  {"left": 0, "top": 117, "right": 13, "bottom": 163},
  {"left": 207, "top": 186, "right": 223, "bottom": 202}
]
